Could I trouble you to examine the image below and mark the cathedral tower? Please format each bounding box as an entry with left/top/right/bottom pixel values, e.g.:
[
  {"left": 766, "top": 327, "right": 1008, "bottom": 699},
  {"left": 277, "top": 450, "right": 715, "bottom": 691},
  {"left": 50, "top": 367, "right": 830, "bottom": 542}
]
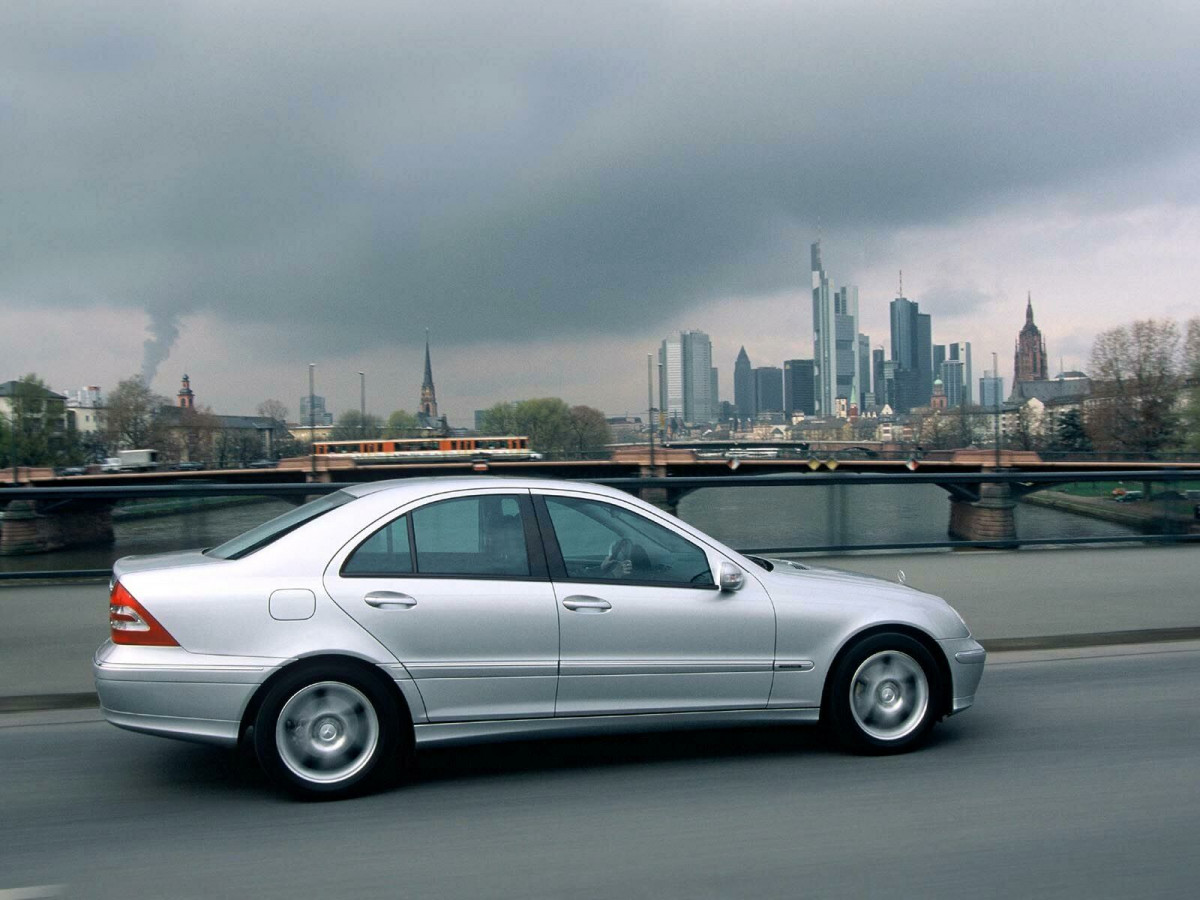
[{"left": 1013, "top": 293, "right": 1048, "bottom": 385}]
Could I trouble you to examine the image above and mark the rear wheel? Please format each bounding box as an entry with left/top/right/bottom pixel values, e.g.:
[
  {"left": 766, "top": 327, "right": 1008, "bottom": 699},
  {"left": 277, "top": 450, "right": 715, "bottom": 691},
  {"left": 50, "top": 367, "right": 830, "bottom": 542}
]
[
  {"left": 826, "top": 633, "right": 940, "bottom": 754},
  {"left": 254, "top": 662, "right": 401, "bottom": 798}
]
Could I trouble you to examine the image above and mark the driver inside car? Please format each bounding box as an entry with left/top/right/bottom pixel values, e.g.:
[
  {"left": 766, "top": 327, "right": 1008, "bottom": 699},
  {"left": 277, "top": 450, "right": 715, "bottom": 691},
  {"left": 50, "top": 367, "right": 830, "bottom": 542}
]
[{"left": 600, "top": 537, "right": 634, "bottom": 578}]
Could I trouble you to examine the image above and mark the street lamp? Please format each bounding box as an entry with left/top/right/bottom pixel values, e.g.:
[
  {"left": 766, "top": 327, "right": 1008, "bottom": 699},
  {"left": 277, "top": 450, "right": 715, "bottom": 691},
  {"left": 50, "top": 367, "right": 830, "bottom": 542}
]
[
  {"left": 992, "top": 351, "right": 1001, "bottom": 467},
  {"left": 309, "top": 363, "right": 316, "bottom": 475},
  {"left": 646, "top": 354, "right": 655, "bottom": 467},
  {"left": 359, "top": 371, "right": 366, "bottom": 439}
]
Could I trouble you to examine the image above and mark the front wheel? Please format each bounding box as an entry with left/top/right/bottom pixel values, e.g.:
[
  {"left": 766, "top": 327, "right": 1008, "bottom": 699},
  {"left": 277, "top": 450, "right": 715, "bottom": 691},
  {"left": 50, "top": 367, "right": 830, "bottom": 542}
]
[
  {"left": 825, "top": 633, "right": 941, "bottom": 754},
  {"left": 254, "top": 662, "right": 401, "bottom": 798}
]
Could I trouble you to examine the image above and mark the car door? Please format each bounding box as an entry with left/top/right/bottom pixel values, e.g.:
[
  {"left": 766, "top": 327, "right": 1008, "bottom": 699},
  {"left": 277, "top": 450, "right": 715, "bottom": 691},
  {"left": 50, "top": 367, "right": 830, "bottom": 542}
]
[
  {"left": 534, "top": 490, "right": 776, "bottom": 716},
  {"left": 323, "top": 490, "right": 559, "bottom": 722}
]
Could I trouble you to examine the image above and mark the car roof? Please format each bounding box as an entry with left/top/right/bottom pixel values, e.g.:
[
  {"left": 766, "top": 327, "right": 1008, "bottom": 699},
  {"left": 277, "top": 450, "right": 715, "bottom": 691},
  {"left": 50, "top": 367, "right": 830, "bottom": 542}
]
[{"left": 339, "top": 476, "right": 632, "bottom": 502}]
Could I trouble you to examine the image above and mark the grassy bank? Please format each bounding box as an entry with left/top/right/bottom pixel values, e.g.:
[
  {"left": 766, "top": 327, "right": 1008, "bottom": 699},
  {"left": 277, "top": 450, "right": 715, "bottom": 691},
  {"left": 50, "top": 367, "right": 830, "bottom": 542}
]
[{"left": 1022, "top": 489, "right": 1199, "bottom": 534}]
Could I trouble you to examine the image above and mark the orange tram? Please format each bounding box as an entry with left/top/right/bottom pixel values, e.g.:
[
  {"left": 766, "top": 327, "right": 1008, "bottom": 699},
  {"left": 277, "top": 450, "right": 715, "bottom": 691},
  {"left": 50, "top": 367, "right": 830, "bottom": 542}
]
[{"left": 312, "top": 436, "right": 539, "bottom": 463}]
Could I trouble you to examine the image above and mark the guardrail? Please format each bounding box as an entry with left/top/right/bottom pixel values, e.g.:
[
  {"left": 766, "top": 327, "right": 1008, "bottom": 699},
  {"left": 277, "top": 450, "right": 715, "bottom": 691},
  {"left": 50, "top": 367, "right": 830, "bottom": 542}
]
[{"left": 1, "top": 469, "right": 1197, "bottom": 580}]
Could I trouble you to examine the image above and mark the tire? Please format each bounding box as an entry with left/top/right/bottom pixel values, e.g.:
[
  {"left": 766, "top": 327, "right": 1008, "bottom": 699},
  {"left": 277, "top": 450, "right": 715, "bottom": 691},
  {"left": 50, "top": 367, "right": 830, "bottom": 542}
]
[
  {"left": 825, "top": 633, "right": 941, "bottom": 754},
  {"left": 254, "top": 661, "right": 403, "bottom": 799}
]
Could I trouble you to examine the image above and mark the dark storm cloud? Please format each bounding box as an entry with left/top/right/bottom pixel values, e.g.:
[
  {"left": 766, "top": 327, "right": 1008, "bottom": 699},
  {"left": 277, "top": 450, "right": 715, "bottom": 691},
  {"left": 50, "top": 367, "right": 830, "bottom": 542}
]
[{"left": 3, "top": 0, "right": 1199, "bottom": 364}]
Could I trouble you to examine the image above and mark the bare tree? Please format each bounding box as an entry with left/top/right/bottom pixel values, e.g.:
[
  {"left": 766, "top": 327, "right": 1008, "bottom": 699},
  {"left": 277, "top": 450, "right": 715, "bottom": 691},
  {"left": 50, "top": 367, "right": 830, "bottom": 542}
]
[
  {"left": 566, "top": 405, "right": 612, "bottom": 457},
  {"left": 104, "top": 376, "right": 169, "bottom": 450},
  {"left": 1087, "top": 318, "right": 1184, "bottom": 456},
  {"left": 256, "top": 399, "right": 289, "bottom": 423}
]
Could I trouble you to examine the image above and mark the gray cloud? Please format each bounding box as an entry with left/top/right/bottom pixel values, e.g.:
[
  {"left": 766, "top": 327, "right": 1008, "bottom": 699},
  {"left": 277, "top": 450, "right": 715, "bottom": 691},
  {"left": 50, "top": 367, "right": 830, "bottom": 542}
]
[{"left": 4, "top": 0, "right": 1200, "bottom": 372}]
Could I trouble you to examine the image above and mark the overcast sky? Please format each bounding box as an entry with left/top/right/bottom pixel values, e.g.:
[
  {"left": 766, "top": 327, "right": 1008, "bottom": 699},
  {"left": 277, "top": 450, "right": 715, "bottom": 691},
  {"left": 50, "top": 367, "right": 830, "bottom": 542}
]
[{"left": 3, "top": 1, "right": 1199, "bottom": 424}]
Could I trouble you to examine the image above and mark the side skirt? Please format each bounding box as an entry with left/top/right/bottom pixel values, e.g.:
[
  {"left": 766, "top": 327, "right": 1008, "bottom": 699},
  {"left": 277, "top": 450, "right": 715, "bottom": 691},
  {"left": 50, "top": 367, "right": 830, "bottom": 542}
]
[{"left": 413, "top": 707, "right": 821, "bottom": 748}]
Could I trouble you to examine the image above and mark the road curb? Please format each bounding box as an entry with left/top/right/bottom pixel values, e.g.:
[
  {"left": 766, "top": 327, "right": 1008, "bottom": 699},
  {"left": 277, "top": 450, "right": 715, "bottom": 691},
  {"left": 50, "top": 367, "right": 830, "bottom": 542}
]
[
  {"left": 979, "top": 626, "right": 1200, "bottom": 652},
  {"left": 4, "top": 626, "right": 1200, "bottom": 715}
]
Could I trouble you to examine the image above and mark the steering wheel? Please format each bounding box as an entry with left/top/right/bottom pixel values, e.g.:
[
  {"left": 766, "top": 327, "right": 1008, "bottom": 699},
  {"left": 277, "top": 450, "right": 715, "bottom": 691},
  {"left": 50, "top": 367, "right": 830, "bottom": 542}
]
[{"left": 600, "top": 538, "right": 633, "bottom": 578}]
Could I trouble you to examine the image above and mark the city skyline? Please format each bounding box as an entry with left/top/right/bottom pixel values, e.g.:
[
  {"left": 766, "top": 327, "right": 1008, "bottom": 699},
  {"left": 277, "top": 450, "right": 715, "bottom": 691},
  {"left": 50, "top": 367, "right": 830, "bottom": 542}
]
[{"left": 4, "top": 3, "right": 1200, "bottom": 423}]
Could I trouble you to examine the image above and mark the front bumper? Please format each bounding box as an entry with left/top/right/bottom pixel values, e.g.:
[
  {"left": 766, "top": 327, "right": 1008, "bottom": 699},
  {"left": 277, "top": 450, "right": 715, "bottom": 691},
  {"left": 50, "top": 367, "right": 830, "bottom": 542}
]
[
  {"left": 93, "top": 641, "right": 279, "bottom": 747},
  {"left": 939, "top": 636, "right": 986, "bottom": 715}
]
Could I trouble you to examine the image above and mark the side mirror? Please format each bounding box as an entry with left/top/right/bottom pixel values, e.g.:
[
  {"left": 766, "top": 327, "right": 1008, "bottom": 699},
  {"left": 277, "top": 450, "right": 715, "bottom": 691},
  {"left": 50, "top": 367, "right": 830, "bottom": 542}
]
[{"left": 719, "top": 561, "right": 745, "bottom": 593}]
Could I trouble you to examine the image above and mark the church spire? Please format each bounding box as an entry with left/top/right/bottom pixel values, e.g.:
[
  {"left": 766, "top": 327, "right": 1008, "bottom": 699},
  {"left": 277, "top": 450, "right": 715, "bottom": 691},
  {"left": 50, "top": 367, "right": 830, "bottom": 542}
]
[
  {"left": 422, "top": 329, "right": 434, "bottom": 389},
  {"left": 1025, "top": 291, "right": 1034, "bottom": 326},
  {"left": 418, "top": 330, "right": 438, "bottom": 424}
]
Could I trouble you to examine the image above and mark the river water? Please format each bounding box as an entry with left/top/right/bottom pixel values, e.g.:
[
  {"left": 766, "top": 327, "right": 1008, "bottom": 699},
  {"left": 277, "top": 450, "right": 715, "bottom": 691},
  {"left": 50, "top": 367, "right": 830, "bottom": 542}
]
[{"left": 0, "top": 483, "right": 1140, "bottom": 574}]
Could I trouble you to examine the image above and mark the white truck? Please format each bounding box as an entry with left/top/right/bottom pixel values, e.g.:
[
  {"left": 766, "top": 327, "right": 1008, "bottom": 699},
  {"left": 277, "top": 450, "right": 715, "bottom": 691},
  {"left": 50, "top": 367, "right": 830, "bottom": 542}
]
[{"left": 103, "top": 449, "right": 160, "bottom": 472}]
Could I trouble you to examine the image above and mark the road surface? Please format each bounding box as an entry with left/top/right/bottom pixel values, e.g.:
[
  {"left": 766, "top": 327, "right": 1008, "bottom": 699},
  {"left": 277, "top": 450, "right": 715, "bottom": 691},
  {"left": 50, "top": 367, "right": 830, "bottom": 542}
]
[{"left": 1, "top": 644, "right": 1198, "bottom": 899}]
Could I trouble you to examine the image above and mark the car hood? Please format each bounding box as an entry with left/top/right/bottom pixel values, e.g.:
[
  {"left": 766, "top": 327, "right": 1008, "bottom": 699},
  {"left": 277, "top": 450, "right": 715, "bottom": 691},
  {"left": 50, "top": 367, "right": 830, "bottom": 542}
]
[{"left": 755, "top": 557, "right": 968, "bottom": 634}]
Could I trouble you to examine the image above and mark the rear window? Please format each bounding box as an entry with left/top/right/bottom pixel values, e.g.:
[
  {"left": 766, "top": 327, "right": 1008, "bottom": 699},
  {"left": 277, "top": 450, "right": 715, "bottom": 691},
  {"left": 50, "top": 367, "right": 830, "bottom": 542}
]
[{"left": 206, "top": 490, "right": 357, "bottom": 560}]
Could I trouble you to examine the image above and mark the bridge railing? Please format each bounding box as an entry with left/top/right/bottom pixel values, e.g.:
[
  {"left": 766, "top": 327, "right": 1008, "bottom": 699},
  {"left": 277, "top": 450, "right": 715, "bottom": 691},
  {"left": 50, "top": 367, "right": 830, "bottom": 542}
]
[{"left": 1, "top": 469, "right": 1197, "bottom": 581}]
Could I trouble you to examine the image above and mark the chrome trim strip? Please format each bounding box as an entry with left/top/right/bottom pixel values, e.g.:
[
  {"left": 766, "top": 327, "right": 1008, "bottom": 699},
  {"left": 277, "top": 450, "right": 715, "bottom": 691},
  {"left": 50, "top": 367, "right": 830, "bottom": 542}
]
[
  {"left": 773, "top": 660, "right": 815, "bottom": 671},
  {"left": 413, "top": 707, "right": 820, "bottom": 747},
  {"left": 561, "top": 660, "right": 773, "bottom": 677},
  {"left": 405, "top": 662, "right": 557, "bottom": 679},
  {"left": 95, "top": 662, "right": 267, "bottom": 674}
]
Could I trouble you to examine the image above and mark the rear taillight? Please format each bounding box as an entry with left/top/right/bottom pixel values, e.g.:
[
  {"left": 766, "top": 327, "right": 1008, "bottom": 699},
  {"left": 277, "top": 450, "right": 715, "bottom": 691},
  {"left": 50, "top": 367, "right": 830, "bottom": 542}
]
[{"left": 109, "top": 581, "right": 179, "bottom": 646}]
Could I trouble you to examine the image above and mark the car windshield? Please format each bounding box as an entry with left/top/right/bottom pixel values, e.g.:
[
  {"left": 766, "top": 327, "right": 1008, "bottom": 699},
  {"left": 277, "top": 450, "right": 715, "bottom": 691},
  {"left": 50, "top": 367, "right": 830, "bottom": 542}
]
[{"left": 206, "top": 490, "right": 358, "bottom": 560}]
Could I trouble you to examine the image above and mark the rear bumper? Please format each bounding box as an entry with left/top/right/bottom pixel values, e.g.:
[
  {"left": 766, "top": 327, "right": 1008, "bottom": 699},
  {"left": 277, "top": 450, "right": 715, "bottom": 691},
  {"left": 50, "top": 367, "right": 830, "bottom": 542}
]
[
  {"left": 93, "top": 641, "right": 277, "bottom": 747},
  {"left": 939, "top": 637, "right": 986, "bottom": 715}
]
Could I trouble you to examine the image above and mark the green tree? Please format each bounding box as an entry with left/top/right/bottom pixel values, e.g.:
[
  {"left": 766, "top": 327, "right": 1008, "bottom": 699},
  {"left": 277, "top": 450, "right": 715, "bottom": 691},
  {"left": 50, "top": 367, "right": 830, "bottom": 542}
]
[
  {"left": 330, "top": 409, "right": 384, "bottom": 441},
  {"left": 565, "top": 405, "right": 612, "bottom": 457},
  {"left": 385, "top": 410, "right": 421, "bottom": 438},
  {"left": 514, "top": 398, "right": 572, "bottom": 455},
  {"left": 105, "top": 376, "right": 170, "bottom": 450},
  {"left": 1049, "top": 408, "right": 1092, "bottom": 454},
  {"left": 478, "top": 402, "right": 519, "bottom": 436},
  {"left": 4, "top": 374, "right": 71, "bottom": 466}
]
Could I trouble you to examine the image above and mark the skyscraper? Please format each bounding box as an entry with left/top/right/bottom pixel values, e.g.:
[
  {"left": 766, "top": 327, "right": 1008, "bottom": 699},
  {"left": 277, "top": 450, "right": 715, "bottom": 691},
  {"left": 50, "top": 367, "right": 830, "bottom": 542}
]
[
  {"left": 889, "top": 296, "right": 932, "bottom": 411},
  {"left": 658, "top": 336, "right": 684, "bottom": 420},
  {"left": 916, "top": 312, "right": 932, "bottom": 406},
  {"left": 980, "top": 373, "right": 1005, "bottom": 408},
  {"left": 940, "top": 359, "right": 965, "bottom": 407},
  {"left": 783, "top": 359, "right": 816, "bottom": 418},
  {"left": 811, "top": 242, "right": 834, "bottom": 416},
  {"left": 872, "top": 347, "right": 886, "bottom": 409},
  {"left": 949, "top": 341, "right": 973, "bottom": 405},
  {"left": 857, "top": 334, "right": 872, "bottom": 411},
  {"left": 680, "top": 330, "right": 714, "bottom": 425},
  {"left": 734, "top": 346, "right": 754, "bottom": 421},
  {"left": 1014, "top": 293, "right": 1048, "bottom": 386},
  {"left": 659, "top": 331, "right": 715, "bottom": 426},
  {"left": 811, "top": 241, "right": 859, "bottom": 417},
  {"left": 753, "top": 366, "right": 784, "bottom": 416}
]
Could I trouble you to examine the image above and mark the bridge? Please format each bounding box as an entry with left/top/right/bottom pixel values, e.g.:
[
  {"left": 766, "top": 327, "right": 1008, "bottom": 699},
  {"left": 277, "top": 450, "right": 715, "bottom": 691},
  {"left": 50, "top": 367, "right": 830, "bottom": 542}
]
[{"left": 3, "top": 447, "right": 1199, "bottom": 557}]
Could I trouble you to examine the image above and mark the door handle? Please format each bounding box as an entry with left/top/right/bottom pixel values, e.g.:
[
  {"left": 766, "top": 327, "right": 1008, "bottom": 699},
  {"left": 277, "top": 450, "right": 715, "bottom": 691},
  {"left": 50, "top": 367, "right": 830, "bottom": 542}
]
[
  {"left": 562, "top": 595, "right": 612, "bottom": 612},
  {"left": 364, "top": 591, "right": 417, "bottom": 609}
]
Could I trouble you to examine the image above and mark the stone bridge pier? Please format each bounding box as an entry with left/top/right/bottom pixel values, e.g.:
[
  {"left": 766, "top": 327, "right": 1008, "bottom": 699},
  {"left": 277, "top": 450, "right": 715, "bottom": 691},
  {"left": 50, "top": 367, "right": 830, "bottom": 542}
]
[
  {"left": 947, "top": 480, "right": 1017, "bottom": 547},
  {"left": 0, "top": 500, "right": 116, "bottom": 556}
]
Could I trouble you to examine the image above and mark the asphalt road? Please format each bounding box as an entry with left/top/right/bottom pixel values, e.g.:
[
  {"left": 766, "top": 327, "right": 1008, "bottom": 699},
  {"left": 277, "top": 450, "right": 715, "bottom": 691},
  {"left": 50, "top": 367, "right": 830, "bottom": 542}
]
[{"left": 2, "top": 645, "right": 1199, "bottom": 899}]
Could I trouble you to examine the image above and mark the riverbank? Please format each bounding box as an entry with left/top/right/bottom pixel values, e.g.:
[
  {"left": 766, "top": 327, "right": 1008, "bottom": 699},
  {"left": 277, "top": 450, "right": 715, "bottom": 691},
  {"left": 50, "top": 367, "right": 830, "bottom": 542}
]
[{"left": 1021, "top": 489, "right": 1200, "bottom": 534}]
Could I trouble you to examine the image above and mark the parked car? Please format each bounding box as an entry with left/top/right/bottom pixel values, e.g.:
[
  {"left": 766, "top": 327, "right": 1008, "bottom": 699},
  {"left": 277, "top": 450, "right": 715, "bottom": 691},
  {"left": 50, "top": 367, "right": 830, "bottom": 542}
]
[
  {"left": 169, "top": 461, "right": 206, "bottom": 471},
  {"left": 57, "top": 466, "right": 88, "bottom": 476},
  {"left": 247, "top": 458, "right": 278, "bottom": 468},
  {"left": 94, "top": 477, "right": 985, "bottom": 798}
]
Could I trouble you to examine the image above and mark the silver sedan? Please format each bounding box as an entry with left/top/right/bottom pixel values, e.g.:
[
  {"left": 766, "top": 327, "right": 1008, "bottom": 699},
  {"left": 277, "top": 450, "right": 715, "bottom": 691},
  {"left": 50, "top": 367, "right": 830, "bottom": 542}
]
[{"left": 95, "top": 477, "right": 986, "bottom": 797}]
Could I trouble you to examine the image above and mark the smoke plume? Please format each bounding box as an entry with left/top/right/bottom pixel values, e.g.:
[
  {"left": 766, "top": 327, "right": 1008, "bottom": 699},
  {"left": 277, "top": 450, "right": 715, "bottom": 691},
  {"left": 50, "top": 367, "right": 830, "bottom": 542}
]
[{"left": 141, "top": 309, "right": 182, "bottom": 386}]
